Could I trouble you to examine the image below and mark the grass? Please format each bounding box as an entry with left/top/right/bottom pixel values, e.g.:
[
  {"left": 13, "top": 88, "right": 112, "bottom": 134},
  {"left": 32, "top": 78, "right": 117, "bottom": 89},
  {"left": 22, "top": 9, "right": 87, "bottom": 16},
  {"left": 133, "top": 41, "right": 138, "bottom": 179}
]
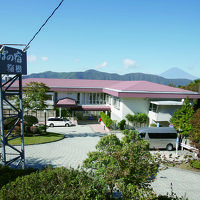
[{"left": 8, "top": 132, "right": 65, "bottom": 146}]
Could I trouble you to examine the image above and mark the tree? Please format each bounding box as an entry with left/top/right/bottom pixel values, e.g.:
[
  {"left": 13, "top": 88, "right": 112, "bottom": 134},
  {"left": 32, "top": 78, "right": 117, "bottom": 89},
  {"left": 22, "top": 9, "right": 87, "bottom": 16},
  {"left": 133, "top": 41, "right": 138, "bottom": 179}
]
[
  {"left": 180, "top": 79, "right": 200, "bottom": 110},
  {"left": 189, "top": 108, "right": 200, "bottom": 152},
  {"left": 125, "top": 113, "right": 149, "bottom": 129},
  {"left": 170, "top": 97, "right": 194, "bottom": 136},
  {"left": 180, "top": 79, "right": 200, "bottom": 92},
  {"left": 83, "top": 130, "right": 158, "bottom": 199},
  {"left": 14, "top": 81, "right": 50, "bottom": 112}
]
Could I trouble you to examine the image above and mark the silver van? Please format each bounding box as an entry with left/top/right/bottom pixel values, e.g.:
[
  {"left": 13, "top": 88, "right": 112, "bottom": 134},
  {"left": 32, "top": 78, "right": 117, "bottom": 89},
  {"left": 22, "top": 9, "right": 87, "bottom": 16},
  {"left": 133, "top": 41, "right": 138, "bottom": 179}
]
[{"left": 137, "top": 127, "right": 178, "bottom": 151}]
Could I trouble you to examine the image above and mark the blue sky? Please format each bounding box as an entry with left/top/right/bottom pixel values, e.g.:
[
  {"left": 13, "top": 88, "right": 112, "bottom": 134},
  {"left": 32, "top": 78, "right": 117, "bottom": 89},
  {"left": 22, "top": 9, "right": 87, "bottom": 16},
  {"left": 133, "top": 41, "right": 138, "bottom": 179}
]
[{"left": 1, "top": 0, "right": 200, "bottom": 76}]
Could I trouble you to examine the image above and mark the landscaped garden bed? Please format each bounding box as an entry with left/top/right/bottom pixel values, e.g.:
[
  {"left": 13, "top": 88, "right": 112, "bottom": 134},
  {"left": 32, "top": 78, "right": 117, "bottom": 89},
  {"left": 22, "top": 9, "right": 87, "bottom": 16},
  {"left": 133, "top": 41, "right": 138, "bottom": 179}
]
[{"left": 8, "top": 132, "right": 65, "bottom": 146}]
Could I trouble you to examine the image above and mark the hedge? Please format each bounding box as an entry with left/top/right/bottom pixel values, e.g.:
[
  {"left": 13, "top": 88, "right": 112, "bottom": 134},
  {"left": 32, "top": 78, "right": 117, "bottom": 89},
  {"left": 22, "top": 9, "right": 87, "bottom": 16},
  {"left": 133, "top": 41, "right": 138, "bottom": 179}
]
[
  {"left": 0, "top": 167, "right": 108, "bottom": 199},
  {"left": 0, "top": 165, "right": 38, "bottom": 189},
  {"left": 100, "top": 112, "right": 112, "bottom": 129}
]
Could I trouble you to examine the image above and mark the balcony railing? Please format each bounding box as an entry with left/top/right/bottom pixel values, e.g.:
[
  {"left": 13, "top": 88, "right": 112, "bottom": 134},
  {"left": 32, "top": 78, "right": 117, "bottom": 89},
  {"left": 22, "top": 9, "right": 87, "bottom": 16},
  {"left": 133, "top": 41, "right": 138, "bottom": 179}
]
[{"left": 149, "top": 111, "right": 172, "bottom": 122}]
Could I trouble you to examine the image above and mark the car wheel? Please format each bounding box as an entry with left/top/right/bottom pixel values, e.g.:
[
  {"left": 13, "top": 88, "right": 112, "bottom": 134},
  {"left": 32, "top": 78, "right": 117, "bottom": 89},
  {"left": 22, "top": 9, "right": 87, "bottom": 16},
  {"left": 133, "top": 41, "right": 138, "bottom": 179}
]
[
  {"left": 50, "top": 123, "right": 54, "bottom": 127},
  {"left": 65, "top": 123, "right": 69, "bottom": 127},
  {"left": 166, "top": 144, "right": 173, "bottom": 151}
]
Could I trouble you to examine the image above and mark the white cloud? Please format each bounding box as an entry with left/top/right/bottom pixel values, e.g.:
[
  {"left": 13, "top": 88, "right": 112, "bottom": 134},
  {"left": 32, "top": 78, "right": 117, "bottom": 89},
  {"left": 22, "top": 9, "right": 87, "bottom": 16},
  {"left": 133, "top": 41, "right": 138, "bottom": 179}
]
[
  {"left": 41, "top": 57, "right": 48, "bottom": 61},
  {"left": 123, "top": 59, "right": 137, "bottom": 69},
  {"left": 28, "top": 55, "right": 37, "bottom": 63},
  {"left": 95, "top": 61, "right": 107, "bottom": 69}
]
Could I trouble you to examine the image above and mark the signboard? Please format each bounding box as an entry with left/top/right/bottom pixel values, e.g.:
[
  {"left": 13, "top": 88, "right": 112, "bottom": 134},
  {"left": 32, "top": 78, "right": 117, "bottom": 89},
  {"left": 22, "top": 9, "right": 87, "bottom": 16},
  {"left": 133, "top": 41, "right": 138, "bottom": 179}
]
[
  {"left": 169, "top": 124, "right": 174, "bottom": 128},
  {"left": 0, "top": 45, "right": 27, "bottom": 75}
]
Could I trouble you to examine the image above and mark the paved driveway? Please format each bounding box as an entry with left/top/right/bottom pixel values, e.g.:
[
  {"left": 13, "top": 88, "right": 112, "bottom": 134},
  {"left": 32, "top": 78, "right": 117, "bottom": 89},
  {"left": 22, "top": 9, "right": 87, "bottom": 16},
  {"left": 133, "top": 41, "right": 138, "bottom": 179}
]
[
  {"left": 151, "top": 166, "right": 200, "bottom": 200},
  {"left": 23, "top": 124, "right": 107, "bottom": 169},
  {"left": 1, "top": 123, "right": 200, "bottom": 199}
]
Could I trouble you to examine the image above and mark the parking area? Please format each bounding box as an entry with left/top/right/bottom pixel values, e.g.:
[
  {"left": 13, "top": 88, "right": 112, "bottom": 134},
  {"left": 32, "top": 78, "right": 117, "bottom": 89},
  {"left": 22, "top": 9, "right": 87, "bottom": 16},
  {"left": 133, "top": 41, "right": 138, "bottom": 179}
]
[{"left": 1, "top": 122, "right": 200, "bottom": 199}]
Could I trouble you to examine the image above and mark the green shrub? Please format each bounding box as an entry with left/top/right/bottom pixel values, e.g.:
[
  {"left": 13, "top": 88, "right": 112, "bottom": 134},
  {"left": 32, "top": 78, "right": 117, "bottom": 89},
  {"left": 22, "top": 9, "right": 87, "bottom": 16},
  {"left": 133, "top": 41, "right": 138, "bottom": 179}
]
[
  {"left": 100, "top": 112, "right": 112, "bottom": 129},
  {"left": 30, "top": 126, "right": 40, "bottom": 134},
  {"left": 150, "top": 123, "right": 157, "bottom": 127},
  {"left": 38, "top": 125, "right": 46, "bottom": 133},
  {"left": 4, "top": 118, "right": 17, "bottom": 130},
  {"left": 24, "top": 115, "right": 38, "bottom": 126},
  {"left": 0, "top": 165, "right": 38, "bottom": 189},
  {"left": 189, "top": 160, "right": 200, "bottom": 169},
  {"left": 118, "top": 119, "right": 126, "bottom": 130},
  {"left": 0, "top": 167, "right": 108, "bottom": 199}
]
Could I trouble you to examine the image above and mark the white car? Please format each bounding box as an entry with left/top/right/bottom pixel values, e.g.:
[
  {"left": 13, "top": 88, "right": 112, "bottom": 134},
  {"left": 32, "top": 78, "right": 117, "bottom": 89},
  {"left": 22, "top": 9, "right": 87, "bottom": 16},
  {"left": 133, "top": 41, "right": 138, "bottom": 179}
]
[{"left": 47, "top": 117, "right": 72, "bottom": 127}]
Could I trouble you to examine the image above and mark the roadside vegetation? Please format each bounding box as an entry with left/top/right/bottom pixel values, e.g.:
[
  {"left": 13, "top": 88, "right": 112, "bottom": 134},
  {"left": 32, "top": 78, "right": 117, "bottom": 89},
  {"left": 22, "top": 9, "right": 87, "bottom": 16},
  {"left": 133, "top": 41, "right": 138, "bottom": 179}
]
[{"left": 0, "top": 130, "right": 189, "bottom": 199}]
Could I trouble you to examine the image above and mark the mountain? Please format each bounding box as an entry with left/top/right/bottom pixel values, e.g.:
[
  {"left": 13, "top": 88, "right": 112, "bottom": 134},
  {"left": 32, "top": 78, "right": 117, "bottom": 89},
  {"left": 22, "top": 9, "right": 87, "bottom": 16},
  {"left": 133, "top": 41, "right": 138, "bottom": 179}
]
[
  {"left": 24, "top": 69, "right": 193, "bottom": 86},
  {"left": 160, "top": 67, "right": 198, "bottom": 80}
]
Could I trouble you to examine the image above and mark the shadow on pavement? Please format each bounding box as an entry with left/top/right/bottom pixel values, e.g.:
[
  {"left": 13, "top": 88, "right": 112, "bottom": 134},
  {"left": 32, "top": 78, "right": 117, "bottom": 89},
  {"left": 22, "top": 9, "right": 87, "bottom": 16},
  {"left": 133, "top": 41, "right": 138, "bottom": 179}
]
[
  {"left": 8, "top": 158, "right": 56, "bottom": 170},
  {"left": 77, "top": 120, "right": 99, "bottom": 125},
  {"left": 64, "top": 132, "right": 107, "bottom": 138}
]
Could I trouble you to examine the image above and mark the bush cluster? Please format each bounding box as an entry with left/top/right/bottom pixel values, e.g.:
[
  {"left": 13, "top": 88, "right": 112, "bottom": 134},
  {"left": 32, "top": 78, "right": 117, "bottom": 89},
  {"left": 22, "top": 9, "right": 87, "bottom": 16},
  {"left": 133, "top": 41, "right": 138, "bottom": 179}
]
[
  {"left": 118, "top": 119, "right": 126, "bottom": 130},
  {"left": 4, "top": 118, "right": 16, "bottom": 130},
  {"left": 0, "top": 167, "right": 108, "bottom": 199},
  {"left": 24, "top": 115, "right": 38, "bottom": 126},
  {"left": 100, "top": 112, "right": 112, "bottom": 129},
  {"left": 0, "top": 164, "right": 188, "bottom": 200},
  {"left": 189, "top": 160, "right": 200, "bottom": 169},
  {"left": 126, "top": 113, "right": 149, "bottom": 124},
  {"left": 0, "top": 165, "right": 38, "bottom": 189},
  {"left": 24, "top": 115, "right": 46, "bottom": 135}
]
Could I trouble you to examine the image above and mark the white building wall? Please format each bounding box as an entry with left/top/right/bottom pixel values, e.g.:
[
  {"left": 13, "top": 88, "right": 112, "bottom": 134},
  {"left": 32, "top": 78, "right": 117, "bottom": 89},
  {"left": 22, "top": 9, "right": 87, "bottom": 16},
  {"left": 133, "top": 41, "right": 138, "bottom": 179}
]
[
  {"left": 110, "top": 97, "right": 149, "bottom": 122},
  {"left": 121, "top": 97, "right": 149, "bottom": 119},
  {"left": 110, "top": 101, "right": 123, "bottom": 122}
]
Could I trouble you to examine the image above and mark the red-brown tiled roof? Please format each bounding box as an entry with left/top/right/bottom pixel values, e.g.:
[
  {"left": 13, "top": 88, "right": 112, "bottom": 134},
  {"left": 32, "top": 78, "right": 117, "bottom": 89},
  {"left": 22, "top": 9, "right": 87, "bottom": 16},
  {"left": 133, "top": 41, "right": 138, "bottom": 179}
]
[{"left": 10, "top": 78, "right": 200, "bottom": 98}]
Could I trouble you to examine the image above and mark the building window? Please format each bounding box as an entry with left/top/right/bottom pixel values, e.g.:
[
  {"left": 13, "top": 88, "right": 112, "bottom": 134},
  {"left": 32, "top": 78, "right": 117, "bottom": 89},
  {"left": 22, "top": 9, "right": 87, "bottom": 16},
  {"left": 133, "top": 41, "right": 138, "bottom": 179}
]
[
  {"left": 113, "top": 98, "right": 120, "bottom": 109},
  {"left": 46, "top": 93, "right": 54, "bottom": 101},
  {"left": 93, "top": 93, "right": 96, "bottom": 104},
  {"left": 149, "top": 103, "right": 158, "bottom": 112},
  {"left": 87, "top": 93, "right": 105, "bottom": 104},
  {"left": 106, "top": 95, "right": 111, "bottom": 105},
  {"left": 77, "top": 93, "right": 80, "bottom": 104}
]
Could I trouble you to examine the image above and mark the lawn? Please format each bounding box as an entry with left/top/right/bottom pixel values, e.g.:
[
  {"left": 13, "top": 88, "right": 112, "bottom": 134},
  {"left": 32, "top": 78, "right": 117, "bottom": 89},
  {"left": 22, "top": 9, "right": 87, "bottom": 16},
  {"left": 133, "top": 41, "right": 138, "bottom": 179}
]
[{"left": 8, "top": 132, "right": 65, "bottom": 146}]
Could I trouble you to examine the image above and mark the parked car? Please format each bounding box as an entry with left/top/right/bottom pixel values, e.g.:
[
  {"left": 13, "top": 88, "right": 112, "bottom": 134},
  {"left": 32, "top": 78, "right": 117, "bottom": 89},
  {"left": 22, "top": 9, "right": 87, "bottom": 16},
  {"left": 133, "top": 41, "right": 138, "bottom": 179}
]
[
  {"left": 47, "top": 117, "right": 72, "bottom": 127},
  {"left": 137, "top": 127, "right": 178, "bottom": 151}
]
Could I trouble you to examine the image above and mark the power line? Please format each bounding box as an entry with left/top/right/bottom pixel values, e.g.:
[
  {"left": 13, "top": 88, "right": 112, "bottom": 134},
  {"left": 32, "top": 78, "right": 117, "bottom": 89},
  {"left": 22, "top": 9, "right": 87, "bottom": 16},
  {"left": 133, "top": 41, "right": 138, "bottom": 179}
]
[{"left": 23, "top": 0, "right": 64, "bottom": 51}]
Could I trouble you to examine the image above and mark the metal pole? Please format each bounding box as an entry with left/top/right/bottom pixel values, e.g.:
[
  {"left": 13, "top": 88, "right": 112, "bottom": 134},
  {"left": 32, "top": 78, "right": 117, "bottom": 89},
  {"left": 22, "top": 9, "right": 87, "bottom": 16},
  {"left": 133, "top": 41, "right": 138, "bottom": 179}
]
[
  {"left": 44, "top": 110, "right": 47, "bottom": 133},
  {"left": 0, "top": 75, "right": 6, "bottom": 166},
  {"left": 59, "top": 107, "right": 61, "bottom": 118},
  {"left": 19, "top": 75, "right": 25, "bottom": 169}
]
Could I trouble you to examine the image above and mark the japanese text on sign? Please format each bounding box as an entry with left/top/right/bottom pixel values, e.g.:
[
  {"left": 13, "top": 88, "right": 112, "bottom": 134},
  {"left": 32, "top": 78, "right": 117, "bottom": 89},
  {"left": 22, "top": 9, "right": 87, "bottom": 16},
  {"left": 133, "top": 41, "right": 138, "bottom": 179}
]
[{"left": 0, "top": 45, "right": 27, "bottom": 75}]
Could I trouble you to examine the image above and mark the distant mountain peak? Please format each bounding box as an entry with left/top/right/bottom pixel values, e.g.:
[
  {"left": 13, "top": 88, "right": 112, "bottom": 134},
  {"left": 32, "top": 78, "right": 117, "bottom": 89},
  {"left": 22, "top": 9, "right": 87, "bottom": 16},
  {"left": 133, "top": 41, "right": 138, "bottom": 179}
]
[
  {"left": 24, "top": 69, "right": 193, "bottom": 86},
  {"left": 160, "top": 67, "right": 198, "bottom": 80}
]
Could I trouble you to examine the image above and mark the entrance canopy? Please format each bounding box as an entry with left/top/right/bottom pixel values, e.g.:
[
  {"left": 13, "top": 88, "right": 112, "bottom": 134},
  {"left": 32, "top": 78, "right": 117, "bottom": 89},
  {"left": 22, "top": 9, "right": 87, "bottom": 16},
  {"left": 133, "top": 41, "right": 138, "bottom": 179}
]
[
  {"left": 71, "top": 105, "right": 111, "bottom": 111},
  {"left": 55, "top": 97, "right": 77, "bottom": 108}
]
